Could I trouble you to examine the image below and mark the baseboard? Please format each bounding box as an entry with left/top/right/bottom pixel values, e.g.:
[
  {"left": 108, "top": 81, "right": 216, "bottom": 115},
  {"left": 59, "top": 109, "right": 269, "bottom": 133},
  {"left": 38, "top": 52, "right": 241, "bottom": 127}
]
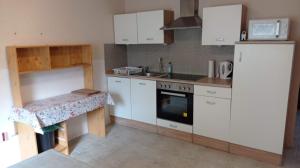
[
  {"left": 193, "top": 134, "right": 229, "bottom": 152},
  {"left": 157, "top": 126, "right": 193, "bottom": 142},
  {"left": 110, "top": 116, "right": 157, "bottom": 134},
  {"left": 229, "top": 144, "right": 282, "bottom": 166}
]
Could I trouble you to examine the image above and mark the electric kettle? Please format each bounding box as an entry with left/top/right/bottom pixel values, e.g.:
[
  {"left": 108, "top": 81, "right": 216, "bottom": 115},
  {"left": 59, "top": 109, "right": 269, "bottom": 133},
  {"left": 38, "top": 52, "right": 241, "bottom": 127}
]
[{"left": 219, "top": 61, "right": 233, "bottom": 80}]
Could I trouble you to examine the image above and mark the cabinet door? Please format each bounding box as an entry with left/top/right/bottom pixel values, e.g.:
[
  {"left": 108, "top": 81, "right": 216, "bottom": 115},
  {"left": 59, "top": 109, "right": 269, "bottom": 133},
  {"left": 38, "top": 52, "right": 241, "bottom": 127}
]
[
  {"left": 108, "top": 77, "right": 131, "bottom": 119},
  {"left": 202, "top": 5, "right": 243, "bottom": 45},
  {"left": 114, "top": 13, "right": 138, "bottom": 44},
  {"left": 231, "top": 44, "right": 294, "bottom": 154},
  {"left": 137, "top": 10, "right": 164, "bottom": 44},
  {"left": 193, "top": 96, "right": 231, "bottom": 141},
  {"left": 131, "top": 79, "right": 156, "bottom": 124}
]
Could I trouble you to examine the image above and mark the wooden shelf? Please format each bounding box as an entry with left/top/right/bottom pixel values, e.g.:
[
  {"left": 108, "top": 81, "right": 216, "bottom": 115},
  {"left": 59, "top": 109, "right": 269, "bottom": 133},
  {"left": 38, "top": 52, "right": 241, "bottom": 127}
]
[
  {"left": 8, "top": 44, "right": 92, "bottom": 74},
  {"left": 16, "top": 47, "right": 51, "bottom": 73}
]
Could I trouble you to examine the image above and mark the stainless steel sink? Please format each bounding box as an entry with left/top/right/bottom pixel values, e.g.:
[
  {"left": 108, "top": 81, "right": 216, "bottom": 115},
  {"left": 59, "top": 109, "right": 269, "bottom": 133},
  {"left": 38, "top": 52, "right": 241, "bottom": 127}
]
[{"left": 135, "top": 72, "right": 167, "bottom": 78}]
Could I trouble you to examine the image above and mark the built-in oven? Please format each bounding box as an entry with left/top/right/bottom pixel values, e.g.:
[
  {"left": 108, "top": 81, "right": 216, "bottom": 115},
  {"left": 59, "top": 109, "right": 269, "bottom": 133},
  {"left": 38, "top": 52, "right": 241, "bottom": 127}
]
[{"left": 157, "top": 81, "right": 194, "bottom": 125}]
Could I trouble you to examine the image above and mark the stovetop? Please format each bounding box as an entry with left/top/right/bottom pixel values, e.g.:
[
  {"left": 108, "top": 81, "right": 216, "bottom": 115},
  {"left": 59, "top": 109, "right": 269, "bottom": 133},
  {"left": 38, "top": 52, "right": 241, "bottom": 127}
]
[{"left": 161, "top": 73, "right": 205, "bottom": 82}]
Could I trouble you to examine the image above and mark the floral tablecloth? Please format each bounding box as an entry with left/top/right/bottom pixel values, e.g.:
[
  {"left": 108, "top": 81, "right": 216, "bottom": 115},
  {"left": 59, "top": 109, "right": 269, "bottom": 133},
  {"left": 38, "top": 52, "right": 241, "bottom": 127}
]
[{"left": 9, "top": 92, "right": 114, "bottom": 134}]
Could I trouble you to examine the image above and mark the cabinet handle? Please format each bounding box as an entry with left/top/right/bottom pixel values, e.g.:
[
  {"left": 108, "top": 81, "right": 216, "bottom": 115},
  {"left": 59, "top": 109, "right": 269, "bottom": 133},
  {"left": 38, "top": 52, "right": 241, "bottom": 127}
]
[
  {"left": 216, "top": 37, "right": 225, "bottom": 42},
  {"left": 138, "top": 82, "right": 146, "bottom": 86},
  {"left": 115, "top": 80, "right": 121, "bottom": 83},
  {"left": 146, "top": 38, "right": 154, "bottom": 41},
  {"left": 122, "top": 38, "right": 129, "bottom": 41},
  {"left": 169, "top": 124, "right": 178, "bottom": 128},
  {"left": 206, "top": 90, "right": 216, "bottom": 94},
  {"left": 239, "top": 52, "right": 242, "bottom": 63},
  {"left": 206, "top": 101, "right": 216, "bottom": 105}
]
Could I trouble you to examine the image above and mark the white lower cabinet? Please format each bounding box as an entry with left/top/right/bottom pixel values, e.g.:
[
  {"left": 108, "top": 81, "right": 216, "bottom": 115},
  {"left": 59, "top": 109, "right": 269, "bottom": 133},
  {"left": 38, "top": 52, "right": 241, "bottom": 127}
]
[
  {"left": 131, "top": 79, "right": 156, "bottom": 125},
  {"left": 193, "top": 86, "right": 231, "bottom": 142},
  {"left": 107, "top": 77, "right": 132, "bottom": 119}
]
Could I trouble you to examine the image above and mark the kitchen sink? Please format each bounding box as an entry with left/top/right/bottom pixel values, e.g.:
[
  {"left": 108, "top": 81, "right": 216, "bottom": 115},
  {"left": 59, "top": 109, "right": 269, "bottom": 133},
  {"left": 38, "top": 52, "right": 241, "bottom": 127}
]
[{"left": 135, "top": 72, "right": 167, "bottom": 78}]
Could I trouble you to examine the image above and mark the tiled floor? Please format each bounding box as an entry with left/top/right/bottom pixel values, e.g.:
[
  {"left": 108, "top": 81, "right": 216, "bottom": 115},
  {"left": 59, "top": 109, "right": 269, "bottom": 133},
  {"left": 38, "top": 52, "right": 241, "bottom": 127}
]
[{"left": 70, "top": 114, "right": 300, "bottom": 168}]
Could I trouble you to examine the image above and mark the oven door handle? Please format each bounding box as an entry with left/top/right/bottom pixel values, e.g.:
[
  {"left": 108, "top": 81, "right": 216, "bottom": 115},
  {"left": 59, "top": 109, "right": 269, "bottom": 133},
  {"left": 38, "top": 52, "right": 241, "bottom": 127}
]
[{"left": 161, "top": 91, "right": 186, "bottom": 98}]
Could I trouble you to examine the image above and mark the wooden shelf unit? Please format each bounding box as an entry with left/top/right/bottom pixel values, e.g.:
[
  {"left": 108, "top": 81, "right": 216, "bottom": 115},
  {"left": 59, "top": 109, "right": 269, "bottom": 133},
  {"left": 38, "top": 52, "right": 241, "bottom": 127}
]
[
  {"left": 12, "top": 45, "right": 92, "bottom": 74},
  {"left": 7, "top": 44, "right": 106, "bottom": 160}
]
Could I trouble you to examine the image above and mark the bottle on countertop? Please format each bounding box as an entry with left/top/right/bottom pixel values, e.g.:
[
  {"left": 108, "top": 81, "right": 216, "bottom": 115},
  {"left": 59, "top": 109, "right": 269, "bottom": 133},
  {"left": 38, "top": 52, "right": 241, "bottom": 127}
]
[{"left": 167, "top": 62, "right": 173, "bottom": 74}]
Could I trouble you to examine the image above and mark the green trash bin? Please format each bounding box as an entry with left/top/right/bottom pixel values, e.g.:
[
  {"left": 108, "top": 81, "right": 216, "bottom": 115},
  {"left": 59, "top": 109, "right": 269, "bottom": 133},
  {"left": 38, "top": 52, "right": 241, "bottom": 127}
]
[{"left": 36, "top": 124, "right": 60, "bottom": 153}]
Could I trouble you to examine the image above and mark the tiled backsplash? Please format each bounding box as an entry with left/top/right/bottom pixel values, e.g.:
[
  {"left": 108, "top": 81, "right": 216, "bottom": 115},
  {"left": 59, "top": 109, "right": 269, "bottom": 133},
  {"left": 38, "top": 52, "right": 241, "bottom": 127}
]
[
  {"left": 104, "top": 44, "right": 127, "bottom": 71},
  {"left": 104, "top": 29, "right": 234, "bottom": 75},
  {"left": 127, "top": 29, "right": 234, "bottom": 75}
]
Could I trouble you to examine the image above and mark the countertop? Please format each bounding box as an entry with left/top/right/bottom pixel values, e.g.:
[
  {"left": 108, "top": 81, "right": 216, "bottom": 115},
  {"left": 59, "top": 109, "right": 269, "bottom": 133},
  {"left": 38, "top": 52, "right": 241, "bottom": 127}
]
[{"left": 106, "top": 73, "right": 232, "bottom": 88}]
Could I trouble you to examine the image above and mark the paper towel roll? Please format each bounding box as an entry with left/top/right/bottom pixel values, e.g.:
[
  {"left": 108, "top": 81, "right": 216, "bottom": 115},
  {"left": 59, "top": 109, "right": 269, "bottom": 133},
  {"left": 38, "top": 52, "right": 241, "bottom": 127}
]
[{"left": 208, "top": 60, "right": 215, "bottom": 78}]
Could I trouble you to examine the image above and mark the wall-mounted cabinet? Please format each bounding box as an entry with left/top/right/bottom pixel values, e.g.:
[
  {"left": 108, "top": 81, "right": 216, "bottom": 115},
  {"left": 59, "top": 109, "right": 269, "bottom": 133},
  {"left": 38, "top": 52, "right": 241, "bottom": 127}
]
[
  {"left": 137, "top": 10, "right": 174, "bottom": 44},
  {"left": 114, "top": 10, "right": 174, "bottom": 45},
  {"left": 202, "top": 4, "right": 246, "bottom": 45},
  {"left": 11, "top": 45, "right": 92, "bottom": 74},
  {"left": 114, "top": 13, "right": 138, "bottom": 45}
]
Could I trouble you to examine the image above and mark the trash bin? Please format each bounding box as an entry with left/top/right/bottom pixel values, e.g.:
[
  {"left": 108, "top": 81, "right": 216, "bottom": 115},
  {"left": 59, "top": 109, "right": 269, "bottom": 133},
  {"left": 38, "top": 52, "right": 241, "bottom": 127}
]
[{"left": 36, "top": 124, "right": 60, "bottom": 153}]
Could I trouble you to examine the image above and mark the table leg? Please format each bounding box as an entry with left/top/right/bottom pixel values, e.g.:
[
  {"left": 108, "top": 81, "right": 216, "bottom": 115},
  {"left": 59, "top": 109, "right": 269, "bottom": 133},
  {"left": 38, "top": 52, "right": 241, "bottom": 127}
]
[
  {"left": 87, "top": 107, "right": 106, "bottom": 137},
  {"left": 16, "top": 122, "right": 38, "bottom": 160}
]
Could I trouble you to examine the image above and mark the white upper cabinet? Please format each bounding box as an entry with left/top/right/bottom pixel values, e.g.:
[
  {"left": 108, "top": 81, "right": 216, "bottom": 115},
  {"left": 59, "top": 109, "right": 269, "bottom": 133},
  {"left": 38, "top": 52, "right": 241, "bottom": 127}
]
[
  {"left": 131, "top": 79, "right": 156, "bottom": 125},
  {"left": 202, "top": 4, "right": 245, "bottom": 45},
  {"left": 114, "top": 10, "right": 174, "bottom": 45},
  {"left": 137, "top": 10, "right": 173, "bottom": 44},
  {"left": 114, "top": 13, "right": 138, "bottom": 44},
  {"left": 230, "top": 43, "right": 295, "bottom": 154},
  {"left": 108, "top": 77, "right": 132, "bottom": 119}
]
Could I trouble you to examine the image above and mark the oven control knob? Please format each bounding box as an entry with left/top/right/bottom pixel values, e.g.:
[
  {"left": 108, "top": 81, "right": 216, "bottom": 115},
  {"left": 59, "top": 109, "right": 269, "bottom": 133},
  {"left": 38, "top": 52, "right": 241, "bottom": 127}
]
[{"left": 168, "top": 85, "right": 171, "bottom": 89}]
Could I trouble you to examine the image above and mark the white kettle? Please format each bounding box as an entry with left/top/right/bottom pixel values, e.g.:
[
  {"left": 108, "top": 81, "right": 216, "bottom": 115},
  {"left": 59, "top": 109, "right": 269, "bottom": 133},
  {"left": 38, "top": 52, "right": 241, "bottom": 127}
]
[{"left": 219, "top": 61, "right": 233, "bottom": 80}]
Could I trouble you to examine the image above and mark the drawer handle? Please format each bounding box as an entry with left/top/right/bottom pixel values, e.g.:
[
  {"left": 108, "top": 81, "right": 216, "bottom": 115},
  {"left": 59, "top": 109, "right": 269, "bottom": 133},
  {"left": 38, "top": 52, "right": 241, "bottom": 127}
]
[
  {"left": 216, "top": 37, "right": 224, "bottom": 42},
  {"left": 206, "top": 90, "right": 216, "bottom": 94},
  {"left": 146, "top": 38, "right": 154, "bottom": 41},
  {"left": 139, "top": 83, "right": 146, "bottom": 86},
  {"left": 115, "top": 80, "right": 121, "bottom": 83},
  {"left": 169, "top": 124, "right": 178, "bottom": 128},
  {"left": 206, "top": 101, "right": 216, "bottom": 105},
  {"left": 122, "top": 38, "right": 129, "bottom": 41}
]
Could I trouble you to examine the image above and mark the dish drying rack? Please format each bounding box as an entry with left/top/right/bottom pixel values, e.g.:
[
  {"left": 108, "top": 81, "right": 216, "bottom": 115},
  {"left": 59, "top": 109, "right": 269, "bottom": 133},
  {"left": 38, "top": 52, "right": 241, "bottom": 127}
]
[{"left": 112, "top": 67, "right": 143, "bottom": 75}]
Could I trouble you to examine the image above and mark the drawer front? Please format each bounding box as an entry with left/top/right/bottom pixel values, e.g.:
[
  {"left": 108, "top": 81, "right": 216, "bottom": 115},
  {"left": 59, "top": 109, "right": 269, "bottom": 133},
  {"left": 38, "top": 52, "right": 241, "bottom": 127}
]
[
  {"left": 193, "top": 96, "right": 231, "bottom": 141},
  {"left": 194, "top": 85, "right": 231, "bottom": 99},
  {"left": 157, "top": 119, "right": 193, "bottom": 133}
]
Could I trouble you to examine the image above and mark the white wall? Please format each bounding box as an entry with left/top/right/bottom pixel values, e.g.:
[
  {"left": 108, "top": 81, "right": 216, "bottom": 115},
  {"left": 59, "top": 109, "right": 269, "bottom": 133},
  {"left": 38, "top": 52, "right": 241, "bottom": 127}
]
[{"left": 0, "top": 0, "right": 124, "bottom": 166}]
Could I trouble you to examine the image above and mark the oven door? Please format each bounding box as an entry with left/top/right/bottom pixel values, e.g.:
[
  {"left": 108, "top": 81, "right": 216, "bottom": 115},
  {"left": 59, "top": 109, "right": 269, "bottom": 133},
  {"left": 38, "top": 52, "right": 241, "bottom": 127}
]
[{"left": 157, "top": 89, "right": 193, "bottom": 125}]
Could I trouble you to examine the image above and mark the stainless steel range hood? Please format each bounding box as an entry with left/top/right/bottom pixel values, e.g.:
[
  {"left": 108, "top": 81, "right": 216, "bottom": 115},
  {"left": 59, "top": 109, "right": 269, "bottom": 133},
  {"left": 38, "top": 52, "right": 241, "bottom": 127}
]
[{"left": 162, "top": 0, "right": 202, "bottom": 30}]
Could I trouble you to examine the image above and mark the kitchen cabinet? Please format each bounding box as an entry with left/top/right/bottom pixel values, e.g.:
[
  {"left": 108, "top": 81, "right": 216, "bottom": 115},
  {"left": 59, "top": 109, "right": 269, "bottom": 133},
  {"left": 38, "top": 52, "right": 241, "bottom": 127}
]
[
  {"left": 202, "top": 4, "right": 245, "bottom": 45},
  {"left": 131, "top": 79, "right": 156, "bottom": 125},
  {"left": 108, "top": 77, "right": 131, "bottom": 119},
  {"left": 137, "top": 10, "right": 174, "bottom": 44},
  {"left": 193, "top": 86, "right": 231, "bottom": 141},
  {"left": 231, "top": 43, "right": 295, "bottom": 154},
  {"left": 114, "top": 13, "right": 138, "bottom": 44}
]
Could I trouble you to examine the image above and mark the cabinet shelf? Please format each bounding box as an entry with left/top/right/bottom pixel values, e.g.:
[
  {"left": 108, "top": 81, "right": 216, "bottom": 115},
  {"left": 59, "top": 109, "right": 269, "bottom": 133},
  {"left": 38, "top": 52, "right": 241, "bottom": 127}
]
[{"left": 9, "top": 44, "right": 92, "bottom": 74}]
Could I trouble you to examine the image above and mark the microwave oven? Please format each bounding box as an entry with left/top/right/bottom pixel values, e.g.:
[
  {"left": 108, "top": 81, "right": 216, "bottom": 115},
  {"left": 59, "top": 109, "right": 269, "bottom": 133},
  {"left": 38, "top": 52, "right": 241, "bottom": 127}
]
[{"left": 248, "top": 18, "right": 290, "bottom": 40}]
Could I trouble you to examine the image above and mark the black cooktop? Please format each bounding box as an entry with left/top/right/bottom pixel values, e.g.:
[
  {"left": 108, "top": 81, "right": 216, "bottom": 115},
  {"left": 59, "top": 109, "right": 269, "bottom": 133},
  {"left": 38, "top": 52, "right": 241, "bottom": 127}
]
[{"left": 161, "top": 73, "right": 204, "bottom": 81}]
